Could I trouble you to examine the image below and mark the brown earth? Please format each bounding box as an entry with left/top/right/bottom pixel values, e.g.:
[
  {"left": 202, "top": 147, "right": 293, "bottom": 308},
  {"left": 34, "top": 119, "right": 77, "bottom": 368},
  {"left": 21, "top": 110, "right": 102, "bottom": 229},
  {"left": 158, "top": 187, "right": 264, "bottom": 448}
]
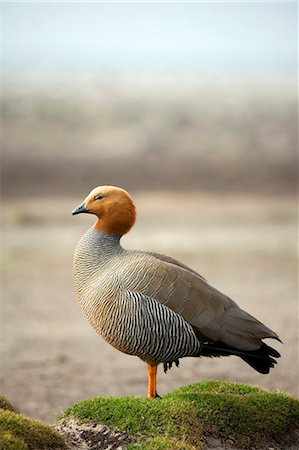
[{"left": 1, "top": 192, "right": 297, "bottom": 424}]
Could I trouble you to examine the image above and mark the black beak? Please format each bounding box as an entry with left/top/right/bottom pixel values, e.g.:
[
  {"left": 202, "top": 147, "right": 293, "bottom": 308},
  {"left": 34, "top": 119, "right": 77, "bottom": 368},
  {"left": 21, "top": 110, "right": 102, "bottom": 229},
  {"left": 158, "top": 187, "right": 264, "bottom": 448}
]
[{"left": 72, "top": 201, "right": 88, "bottom": 215}]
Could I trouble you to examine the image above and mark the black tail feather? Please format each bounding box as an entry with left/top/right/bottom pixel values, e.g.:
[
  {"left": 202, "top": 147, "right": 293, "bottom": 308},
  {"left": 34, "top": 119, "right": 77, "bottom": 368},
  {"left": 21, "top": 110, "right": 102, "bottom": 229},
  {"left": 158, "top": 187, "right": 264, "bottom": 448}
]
[{"left": 200, "top": 341, "right": 281, "bottom": 374}]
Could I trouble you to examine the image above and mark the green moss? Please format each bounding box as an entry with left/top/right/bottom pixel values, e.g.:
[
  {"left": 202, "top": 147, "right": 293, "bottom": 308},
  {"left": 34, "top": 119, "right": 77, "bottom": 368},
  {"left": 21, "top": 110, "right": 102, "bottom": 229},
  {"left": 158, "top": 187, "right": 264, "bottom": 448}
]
[
  {"left": 0, "top": 395, "right": 17, "bottom": 413},
  {"left": 0, "top": 432, "right": 28, "bottom": 450},
  {"left": 168, "top": 381, "right": 299, "bottom": 447},
  {"left": 61, "top": 381, "right": 299, "bottom": 449},
  {"left": 0, "top": 410, "right": 66, "bottom": 450},
  {"left": 128, "top": 436, "right": 201, "bottom": 450}
]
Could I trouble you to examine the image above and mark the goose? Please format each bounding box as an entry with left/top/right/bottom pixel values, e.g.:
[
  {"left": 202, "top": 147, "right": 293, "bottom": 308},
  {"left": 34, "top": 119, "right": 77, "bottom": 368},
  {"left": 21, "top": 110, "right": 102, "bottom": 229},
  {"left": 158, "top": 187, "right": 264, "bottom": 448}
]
[{"left": 72, "top": 185, "right": 281, "bottom": 398}]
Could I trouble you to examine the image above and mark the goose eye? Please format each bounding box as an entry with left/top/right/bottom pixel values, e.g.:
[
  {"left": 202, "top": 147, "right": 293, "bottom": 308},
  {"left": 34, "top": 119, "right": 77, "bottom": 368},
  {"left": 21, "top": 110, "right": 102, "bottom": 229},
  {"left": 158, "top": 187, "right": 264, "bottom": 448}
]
[{"left": 94, "top": 195, "right": 103, "bottom": 201}]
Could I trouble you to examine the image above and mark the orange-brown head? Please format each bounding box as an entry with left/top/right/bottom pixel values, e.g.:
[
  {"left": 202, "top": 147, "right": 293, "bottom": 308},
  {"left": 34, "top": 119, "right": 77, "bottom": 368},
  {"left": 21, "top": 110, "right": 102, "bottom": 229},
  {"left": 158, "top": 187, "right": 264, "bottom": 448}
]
[{"left": 72, "top": 186, "right": 136, "bottom": 236}]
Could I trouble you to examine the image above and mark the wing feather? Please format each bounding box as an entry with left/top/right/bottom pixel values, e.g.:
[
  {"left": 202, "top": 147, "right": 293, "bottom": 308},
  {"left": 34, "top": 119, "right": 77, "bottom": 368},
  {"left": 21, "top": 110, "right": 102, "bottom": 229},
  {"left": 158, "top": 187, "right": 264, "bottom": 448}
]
[{"left": 121, "top": 251, "right": 279, "bottom": 351}]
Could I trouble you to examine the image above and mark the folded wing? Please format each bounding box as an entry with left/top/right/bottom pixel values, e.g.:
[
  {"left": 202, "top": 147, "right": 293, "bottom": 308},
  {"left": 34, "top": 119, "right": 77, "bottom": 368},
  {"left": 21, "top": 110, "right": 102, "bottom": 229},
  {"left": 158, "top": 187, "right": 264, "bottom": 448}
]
[{"left": 123, "top": 251, "right": 280, "bottom": 352}]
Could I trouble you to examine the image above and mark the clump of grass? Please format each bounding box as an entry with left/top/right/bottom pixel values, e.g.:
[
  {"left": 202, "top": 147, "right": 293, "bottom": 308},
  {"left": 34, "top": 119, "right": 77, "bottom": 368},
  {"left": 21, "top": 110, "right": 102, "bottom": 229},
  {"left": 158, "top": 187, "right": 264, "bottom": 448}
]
[
  {"left": 0, "top": 395, "right": 17, "bottom": 413},
  {"left": 129, "top": 436, "right": 199, "bottom": 450},
  {"left": 0, "top": 409, "right": 66, "bottom": 450},
  {"left": 167, "top": 381, "right": 299, "bottom": 447},
  {"left": 0, "top": 431, "right": 28, "bottom": 450},
  {"left": 61, "top": 381, "right": 299, "bottom": 449}
]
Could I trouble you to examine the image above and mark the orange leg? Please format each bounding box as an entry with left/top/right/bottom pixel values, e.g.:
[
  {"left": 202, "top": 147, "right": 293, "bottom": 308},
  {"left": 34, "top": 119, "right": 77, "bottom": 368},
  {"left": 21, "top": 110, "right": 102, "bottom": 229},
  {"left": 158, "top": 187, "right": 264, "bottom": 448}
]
[{"left": 147, "top": 364, "right": 159, "bottom": 398}]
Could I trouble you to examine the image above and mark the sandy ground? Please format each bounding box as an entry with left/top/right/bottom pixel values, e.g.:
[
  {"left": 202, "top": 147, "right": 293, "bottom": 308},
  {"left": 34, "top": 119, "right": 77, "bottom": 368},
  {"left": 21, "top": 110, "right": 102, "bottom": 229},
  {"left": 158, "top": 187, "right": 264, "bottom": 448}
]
[{"left": 1, "top": 192, "right": 297, "bottom": 423}]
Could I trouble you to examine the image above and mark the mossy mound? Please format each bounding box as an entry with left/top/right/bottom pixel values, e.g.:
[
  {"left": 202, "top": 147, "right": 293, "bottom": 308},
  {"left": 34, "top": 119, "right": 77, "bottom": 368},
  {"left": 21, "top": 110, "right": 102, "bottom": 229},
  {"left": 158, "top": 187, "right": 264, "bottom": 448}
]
[
  {"left": 61, "top": 381, "right": 299, "bottom": 449},
  {"left": 0, "top": 395, "right": 17, "bottom": 413},
  {"left": 0, "top": 404, "right": 66, "bottom": 450}
]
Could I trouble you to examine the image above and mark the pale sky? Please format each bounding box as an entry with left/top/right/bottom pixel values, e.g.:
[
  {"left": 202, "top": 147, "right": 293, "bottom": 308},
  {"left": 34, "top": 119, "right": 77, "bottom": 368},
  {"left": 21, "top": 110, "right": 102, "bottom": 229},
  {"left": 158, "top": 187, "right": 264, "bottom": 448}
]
[{"left": 2, "top": 1, "right": 298, "bottom": 74}]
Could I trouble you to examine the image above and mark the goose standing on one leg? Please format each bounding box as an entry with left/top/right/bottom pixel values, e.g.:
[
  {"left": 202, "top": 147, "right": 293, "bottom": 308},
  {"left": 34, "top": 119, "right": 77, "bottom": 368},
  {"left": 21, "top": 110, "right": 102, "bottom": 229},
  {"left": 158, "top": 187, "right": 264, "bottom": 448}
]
[{"left": 72, "top": 185, "right": 281, "bottom": 398}]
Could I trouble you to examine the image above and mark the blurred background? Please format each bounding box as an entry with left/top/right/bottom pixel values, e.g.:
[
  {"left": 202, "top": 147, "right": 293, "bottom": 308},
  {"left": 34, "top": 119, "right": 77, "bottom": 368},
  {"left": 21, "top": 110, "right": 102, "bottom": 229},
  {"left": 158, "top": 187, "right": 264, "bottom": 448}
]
[{"left": 1, "top": 2, "right": 298, "bottom": 423}]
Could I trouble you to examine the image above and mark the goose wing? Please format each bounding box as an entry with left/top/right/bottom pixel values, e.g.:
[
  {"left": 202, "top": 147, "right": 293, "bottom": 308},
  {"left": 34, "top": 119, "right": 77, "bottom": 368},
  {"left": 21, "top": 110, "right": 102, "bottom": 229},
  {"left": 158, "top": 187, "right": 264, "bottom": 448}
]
[{"left": 123, "top": 251, "right": 279, "bottom": 351}]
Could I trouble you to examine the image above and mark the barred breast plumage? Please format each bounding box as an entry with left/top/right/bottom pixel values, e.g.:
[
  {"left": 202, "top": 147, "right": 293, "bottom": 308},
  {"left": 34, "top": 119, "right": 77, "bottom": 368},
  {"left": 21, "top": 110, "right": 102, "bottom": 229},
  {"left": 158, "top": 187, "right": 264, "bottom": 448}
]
[
  {"left": 72, "top": 185, "right": 281, "bottom": 398},
  {"left": 73, "top": 228, "right": 201, "bottom": 363}
]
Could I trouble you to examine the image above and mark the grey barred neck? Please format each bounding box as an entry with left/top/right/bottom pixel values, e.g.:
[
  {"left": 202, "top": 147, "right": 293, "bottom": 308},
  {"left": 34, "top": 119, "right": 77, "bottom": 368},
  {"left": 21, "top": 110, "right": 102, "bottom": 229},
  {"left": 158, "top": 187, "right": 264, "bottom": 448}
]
[
  {"left": 87, "top": 227, "right": 123, "bottom": 254},
  {"left": 74, "top": 227, "right": 124, "bottom": 270},
  {"left": 91, "top": 227, "right": 123, "bottom": 251}
]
